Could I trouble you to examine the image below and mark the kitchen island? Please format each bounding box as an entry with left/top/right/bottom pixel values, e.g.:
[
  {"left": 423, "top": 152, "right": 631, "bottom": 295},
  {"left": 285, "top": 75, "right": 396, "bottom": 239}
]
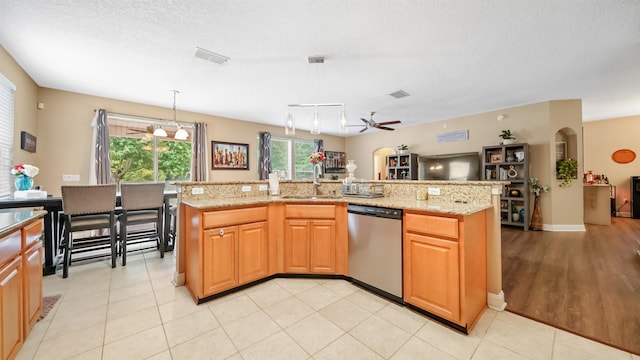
[{"left": 175, "top": 179, "right": 505, "bottom": 332}]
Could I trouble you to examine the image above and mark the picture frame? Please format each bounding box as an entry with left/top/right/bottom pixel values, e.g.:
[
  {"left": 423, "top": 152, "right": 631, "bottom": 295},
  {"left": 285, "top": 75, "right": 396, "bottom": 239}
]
[
  {"left": 212, "top": 141, "right": 249, "bottom": 170},
  {"left": 324, "top": 151, "right": 346, "bottom": 173},
  {"left": 490, "top": 154, "right": 503, "bottom": 163}
]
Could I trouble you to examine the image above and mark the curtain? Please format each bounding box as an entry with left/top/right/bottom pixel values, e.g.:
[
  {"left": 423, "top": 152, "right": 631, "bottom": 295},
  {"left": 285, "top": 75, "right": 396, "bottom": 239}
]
[
  {"left": 258, "top": 132, "right": 272, "bottom": 180},
  {"left": 90, "top": 109, "right": 111, "bottom": 184},
  {"left": 313, "top": 138, "right": 324, "bottom": 153},
  {"left": 191, "top": 122, "right": 208, "bottom": 181}
]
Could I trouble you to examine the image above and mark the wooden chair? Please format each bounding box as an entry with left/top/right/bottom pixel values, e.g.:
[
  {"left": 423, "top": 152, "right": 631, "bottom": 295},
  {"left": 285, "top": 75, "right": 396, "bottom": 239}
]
[
  {"left": 118, "top": 183, "right": 165, "bottom": 265},
  {"left": 60, "top": 184, "right": 118, "bottom": 278}
]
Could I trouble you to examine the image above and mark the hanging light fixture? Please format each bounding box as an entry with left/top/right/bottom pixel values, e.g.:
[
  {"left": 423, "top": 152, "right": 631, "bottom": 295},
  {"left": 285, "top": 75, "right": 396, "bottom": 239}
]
[
  {"left": 153, "top": 125, "right": 167, "bottom": 137},
  {"left": 285, "top": 107, "right": 295, "bottom": 135},
  {"left": 172, "top": 90, "right": 189, "bottom": 140},
  {"left": 339, "top": 106, "right": 348, "bottom": 134},
  {"left": 310, "top": 106, "right": 320, "bottom": 134}
]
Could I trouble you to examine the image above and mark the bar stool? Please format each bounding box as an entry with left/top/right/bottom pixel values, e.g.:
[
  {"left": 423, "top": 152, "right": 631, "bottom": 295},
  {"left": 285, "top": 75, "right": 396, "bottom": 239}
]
[
  {"left": 118, "top": 183, "right": 165, "bottom": 265},
  {"left": 60, "top": 184, "right": 118, "bottom": 278}
]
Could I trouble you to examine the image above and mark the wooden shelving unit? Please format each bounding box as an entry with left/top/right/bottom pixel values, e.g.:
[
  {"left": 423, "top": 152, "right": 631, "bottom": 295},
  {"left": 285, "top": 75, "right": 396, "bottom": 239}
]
[
  {"left": 482, "top": 143, "right": 530, "bottom": 230},
  {"left": 387, "top": 153, "right": 418, "bottom": 180}
]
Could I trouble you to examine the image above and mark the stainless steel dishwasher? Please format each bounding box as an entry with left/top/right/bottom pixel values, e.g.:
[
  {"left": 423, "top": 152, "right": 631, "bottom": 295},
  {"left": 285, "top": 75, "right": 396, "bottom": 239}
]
[{"left": 348, "top": 204, "right": 403, "bottom": 303}]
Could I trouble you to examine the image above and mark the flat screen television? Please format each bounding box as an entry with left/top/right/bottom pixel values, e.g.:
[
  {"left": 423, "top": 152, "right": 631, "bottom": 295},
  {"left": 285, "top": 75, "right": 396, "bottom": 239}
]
[{"left": 418, "top": 152, "right": 480, "bottom": 181}]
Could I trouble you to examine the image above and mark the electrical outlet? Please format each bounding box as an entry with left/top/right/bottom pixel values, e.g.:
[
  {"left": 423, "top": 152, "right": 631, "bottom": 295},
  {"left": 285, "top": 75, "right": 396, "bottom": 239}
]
[
  {"left": 428, "top": 187, "right": 441, "bottom": 196},
  {"left": 62, "top": 174, "right": 80, "bottom": 182},
  {"left": 259, "top": 184, "right": 268, "bottom": 191},
  {"left": 191, "top": 187, "right": 204, "bottom": 195},
  {"left": 242, "top": 185, "right": 251, "bottom": 192}
]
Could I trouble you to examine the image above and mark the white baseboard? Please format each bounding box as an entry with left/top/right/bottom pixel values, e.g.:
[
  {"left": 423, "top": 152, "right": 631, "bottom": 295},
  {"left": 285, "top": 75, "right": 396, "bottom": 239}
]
[
  {"left": 542, "top": 223, "right": 586, "bottom": 232},
  {"left": 488, "top": 291, "right": 507, "bottom": 311}
]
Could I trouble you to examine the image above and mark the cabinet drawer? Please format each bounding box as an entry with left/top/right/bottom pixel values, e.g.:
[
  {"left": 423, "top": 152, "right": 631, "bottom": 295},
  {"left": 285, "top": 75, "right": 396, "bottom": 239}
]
[
  {"left": 203, "top": 206, "right": 268, "bottom": 228},
  {"left": 285, "top": 204, "right": 335, "bottom": 219},
  {"left": 405, "top": 213, "right": 459, "bottom": 239},
  {"left": 0, "top": 230, "right": 21, "bottom": 267},
  {"left": 23, "top": 220, "right": 43, "bottom": 248}
]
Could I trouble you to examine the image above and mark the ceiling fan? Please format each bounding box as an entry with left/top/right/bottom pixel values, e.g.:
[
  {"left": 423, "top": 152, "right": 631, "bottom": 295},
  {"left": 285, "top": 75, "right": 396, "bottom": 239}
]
[{"left": 351, "top": 112, "right": 401, "bottom": 133}]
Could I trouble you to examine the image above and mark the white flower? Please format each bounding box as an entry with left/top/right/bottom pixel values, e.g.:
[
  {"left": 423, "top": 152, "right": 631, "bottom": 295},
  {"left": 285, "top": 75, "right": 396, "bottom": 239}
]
[{"left": 11, "top": 164, "right": 39, "bottom": 177}]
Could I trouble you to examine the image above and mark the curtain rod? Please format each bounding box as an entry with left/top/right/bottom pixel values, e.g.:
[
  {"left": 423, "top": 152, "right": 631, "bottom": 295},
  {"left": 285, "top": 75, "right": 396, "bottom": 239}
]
[{"left": 95, "top": 109, "right": 193, "bottom": 128}]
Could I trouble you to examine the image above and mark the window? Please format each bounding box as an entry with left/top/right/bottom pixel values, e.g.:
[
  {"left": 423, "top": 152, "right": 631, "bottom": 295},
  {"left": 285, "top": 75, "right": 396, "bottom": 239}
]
[
  {"left": 0, "top": 73, "right": 15, "bottom": 198},
  {"left": 108, "top": 118, "right": 192, "bottom": 187},
  {"left": 270, "top": 137, "right": 314, "bottom": 179}
]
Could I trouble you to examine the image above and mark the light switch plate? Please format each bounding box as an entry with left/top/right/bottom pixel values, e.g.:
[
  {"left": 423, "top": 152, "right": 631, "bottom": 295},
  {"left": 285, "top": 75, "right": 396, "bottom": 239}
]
[
  {"left": 259, "top": 184, "right": 268, "bottom": 191},
  {"left": 191, "top": 187, "right": 204, "bottom": 195},
  {"left": 242, "top": 185, "right": 252, "bottom": 192},
  {"left": 62, "top": 174, "right": 80, "bottom": 182},
  {"left": 428, "top": 187, "right": 441, "bottom": 195}
]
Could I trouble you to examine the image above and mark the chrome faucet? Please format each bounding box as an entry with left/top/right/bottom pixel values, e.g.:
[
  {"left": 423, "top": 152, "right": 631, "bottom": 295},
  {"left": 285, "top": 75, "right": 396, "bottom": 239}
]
[{"left": 312, "top": 163, "right": 322, "bottom": 198}]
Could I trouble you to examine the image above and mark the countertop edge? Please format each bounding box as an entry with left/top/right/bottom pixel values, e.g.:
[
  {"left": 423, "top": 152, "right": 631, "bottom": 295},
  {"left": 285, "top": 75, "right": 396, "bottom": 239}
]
[{"left": 0, "top": 210, "right": 47, "bottom": 238}]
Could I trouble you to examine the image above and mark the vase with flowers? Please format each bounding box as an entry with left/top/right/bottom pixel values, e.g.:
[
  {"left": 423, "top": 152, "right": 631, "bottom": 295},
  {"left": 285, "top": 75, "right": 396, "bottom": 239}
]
[
  {"left": 528, "top": 177, "right": 548, "bottom": 231},
  {"left": 11, "top": 164, "right": 39, "bottom": 191}
]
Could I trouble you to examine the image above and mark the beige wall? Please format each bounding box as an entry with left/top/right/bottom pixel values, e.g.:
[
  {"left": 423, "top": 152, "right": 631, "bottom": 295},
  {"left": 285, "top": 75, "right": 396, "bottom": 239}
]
[
  {"left": 583, "top": 115, "right": 640, "bottom": 217},
  {"left": 33, "top": 88, "right": 345, "bottom": 196},
  {"left": 0, "top": 46, "right": 39, "bottom": 168},
  {"left": 345, "top": 100, "right": 585, "bottom": 228}
]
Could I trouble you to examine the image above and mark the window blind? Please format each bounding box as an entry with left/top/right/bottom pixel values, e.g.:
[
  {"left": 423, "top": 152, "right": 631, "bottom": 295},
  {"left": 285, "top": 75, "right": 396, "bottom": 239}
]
[{"left": 0, "top": 73, "right": 16, "bottom": 198}]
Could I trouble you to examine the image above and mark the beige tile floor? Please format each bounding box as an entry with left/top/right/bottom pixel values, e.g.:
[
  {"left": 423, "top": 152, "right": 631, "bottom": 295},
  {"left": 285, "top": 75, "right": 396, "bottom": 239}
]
[{"left": 17, "top": 250, "right": 640, "bottom": 360}]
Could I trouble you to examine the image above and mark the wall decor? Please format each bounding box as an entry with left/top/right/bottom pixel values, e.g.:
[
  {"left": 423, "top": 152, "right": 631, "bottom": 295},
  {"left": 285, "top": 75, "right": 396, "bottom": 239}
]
[
  {"left": 20, "top": 131, "right": 37, "bottom": 153},
  {"left": 324, "top": 151, "right": 346, "bottom": 173},
  {"left": 437, "top": 129, "right": 469, "bottom": 143},
  {"left": 490, "top": 154, "right": 502, "bottom": 163},
  {"left": 611, "top": 149, "right": 636, "bottom": 164},
  {"left": 212, "top": 141, "right": 249, "bottom": 170}
]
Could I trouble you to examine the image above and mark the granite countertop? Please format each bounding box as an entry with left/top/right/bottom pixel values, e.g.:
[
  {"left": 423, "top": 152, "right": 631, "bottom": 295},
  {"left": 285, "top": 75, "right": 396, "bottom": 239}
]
[
  {"left": 0, "top": 210, "right": 47, "bottom": 238},
  {"left": 182, "top": 196, "right": 491, "bottom": 216}
]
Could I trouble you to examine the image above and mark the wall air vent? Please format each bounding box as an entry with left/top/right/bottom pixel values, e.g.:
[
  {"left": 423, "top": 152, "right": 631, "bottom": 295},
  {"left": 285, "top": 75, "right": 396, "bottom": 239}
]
[
  {"left": 389, "top": 90, "right": 410, "bottom": 99},
  {"left": 308, "top": 56, "right": 325, "bottom": 64},
  {"left": 194, "top": 47, "right": 230, "bottom": 65}
]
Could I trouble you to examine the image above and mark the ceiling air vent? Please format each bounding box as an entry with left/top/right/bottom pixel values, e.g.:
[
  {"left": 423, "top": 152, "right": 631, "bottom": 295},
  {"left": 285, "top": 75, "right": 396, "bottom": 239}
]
[
  {"left": 389, "top": 90, "right": 410, "bottom": 99},
  {"left": 194, "top": 47, "right": 230, "bottom": 65},
  {"left": 308, "top": 56, "right": 325, "bottom": 64}
]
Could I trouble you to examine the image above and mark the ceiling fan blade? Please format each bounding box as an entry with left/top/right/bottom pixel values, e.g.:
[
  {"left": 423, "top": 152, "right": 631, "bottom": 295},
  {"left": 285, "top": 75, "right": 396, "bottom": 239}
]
[
  {"left": 377, "top": 120, "right": 401, "bottom": 126},
  {"left": 376, "top": 126, "right": 396, "bottom": 131},
  {"left": 359, "top": 127, "right": 369, "bottom": 133}
]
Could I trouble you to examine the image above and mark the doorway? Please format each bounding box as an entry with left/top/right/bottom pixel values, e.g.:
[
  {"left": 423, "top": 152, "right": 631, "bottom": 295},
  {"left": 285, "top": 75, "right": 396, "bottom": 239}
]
[{"left": 373, "top": 147, "right": 394, "bottom": 180}]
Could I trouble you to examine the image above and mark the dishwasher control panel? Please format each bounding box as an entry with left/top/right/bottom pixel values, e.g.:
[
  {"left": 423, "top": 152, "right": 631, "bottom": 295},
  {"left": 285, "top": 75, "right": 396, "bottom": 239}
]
[{"left": 347, "top": 204, "right": 402, "bottom": 219}]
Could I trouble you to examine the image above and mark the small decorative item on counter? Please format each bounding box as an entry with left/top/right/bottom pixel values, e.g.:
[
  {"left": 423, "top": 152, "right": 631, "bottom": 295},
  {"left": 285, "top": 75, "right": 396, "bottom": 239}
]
[
  {"left": 416, "top": 189, "right": 428, "bottom": 201},
  {"left": 310, "top": 152, "right": 325, "bottom": 164},
  {"left": 585, "top": 170, "right": 594, "bottom": 184},
  {"left": 11, "top": 163, "right": 39, "bottom": 191}
]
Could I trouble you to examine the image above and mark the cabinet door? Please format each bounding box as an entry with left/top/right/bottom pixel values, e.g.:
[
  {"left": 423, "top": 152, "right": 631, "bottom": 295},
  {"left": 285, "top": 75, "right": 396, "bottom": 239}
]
[
  {"left": 404, "top": 232, "right": 460, "bottom": 323},
  {"left": 202, "top": 227, "right": 238, "bottom": 295},
  {"left": 238, "top": 221, "right": 268, "bottom": 284},
  {"left": 1, "top": 257, "right": 23, "bottom": 360},
  {"left": 310, "top": 220, "right": 336, "bottom": 273},
  {"left": 284, "top": 220, "right": 310, "bottom": 273},
  {"left": 23, "top": 243, "right": 42, "bottom": 337}
]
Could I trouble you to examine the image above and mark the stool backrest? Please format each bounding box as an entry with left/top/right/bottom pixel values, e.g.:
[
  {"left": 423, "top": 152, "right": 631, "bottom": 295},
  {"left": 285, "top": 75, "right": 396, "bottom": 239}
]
[
  {"left": 120, "top": 183, "right": 165, "bottom": 211},
  {"left": 61, "top": 184, "right": 117, "bottom": 215}
]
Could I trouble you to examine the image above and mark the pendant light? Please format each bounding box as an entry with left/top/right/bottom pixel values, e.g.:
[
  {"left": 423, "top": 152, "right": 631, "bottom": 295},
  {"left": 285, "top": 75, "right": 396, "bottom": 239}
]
[
  {"left": 172, "top": 90, "right": 189, "bottom": 140},
  {"left": 153, "top": 126, "right": 167, "bottom": 137},
  {"left": 310, "top": 106, "right": 320, "bottom": 135},
  {"left": 285, "top": 107, "right": 295, "bottom": 135},
  {"left": 339, "top": 106, "right": 348, "bottom": 134}
]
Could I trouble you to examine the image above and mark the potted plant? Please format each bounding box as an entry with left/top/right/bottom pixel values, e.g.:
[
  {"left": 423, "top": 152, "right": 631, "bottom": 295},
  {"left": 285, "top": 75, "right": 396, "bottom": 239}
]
[
  {"left": 499, "top": 129, "right": 516, "bottom": 145},
  {"left": 556, "top": 158, "right": 578, "bottom": 187},
  {"left": 396, "top": 144, "right": 409, "bottom": 154}
]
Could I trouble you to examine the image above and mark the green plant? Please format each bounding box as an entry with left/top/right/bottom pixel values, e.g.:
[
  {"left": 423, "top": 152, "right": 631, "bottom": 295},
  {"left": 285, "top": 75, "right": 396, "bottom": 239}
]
[
  {"left": 499, "top": 129, "right": 515, "bottom": 140},
  {"left": 557, "top": 158, "right": 578, "bottom": 187},
  {"left": 528, "top": 178, "right": 549, "bottom": 197},
  {"left": 397, "top": 144, "right": 409, "bottom": 151}
]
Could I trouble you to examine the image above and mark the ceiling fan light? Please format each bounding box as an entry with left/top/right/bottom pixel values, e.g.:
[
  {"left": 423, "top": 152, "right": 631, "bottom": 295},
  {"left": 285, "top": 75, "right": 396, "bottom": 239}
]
[
  {"left": 339, "top": 109, "right": 348, "bottom": 133},
  {"left": 153, "top": 127, "right": 168, "bottom": 137},
  {"left": 174, "top": 127, "right": 189, "bottom": 140}
]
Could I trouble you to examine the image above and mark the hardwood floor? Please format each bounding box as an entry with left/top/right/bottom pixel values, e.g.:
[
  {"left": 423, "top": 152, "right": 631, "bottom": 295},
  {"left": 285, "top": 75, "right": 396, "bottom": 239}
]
[{"left": 502, "top": 217, "right": 640, "bottom": 355}]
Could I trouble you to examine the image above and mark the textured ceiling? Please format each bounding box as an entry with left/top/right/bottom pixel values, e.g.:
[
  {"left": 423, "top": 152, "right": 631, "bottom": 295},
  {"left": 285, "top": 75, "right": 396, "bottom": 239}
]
[{"left": 1, "top": 0, "right": 639, "bottom": 136}]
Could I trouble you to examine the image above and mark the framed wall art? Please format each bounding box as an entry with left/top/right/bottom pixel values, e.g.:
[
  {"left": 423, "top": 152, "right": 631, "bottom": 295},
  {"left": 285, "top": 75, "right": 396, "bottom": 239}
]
[
  {"left": 324, "top": 151, "right": 346, "bottom": 173},
  {"left": 212, "top": 141, "right": 249, "bottom": 170}
]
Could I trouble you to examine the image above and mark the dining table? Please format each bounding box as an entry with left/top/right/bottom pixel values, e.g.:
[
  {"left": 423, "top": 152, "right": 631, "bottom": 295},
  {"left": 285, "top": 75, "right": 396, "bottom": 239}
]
[{"left": 0, "top": 190, "right": 177, "bottom": 275}]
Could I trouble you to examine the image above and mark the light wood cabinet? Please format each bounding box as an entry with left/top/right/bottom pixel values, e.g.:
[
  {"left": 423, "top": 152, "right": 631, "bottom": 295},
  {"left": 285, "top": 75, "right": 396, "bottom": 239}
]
[
  {"left": 22, "top": 220, "right": 42, "bottom": 338},
  {"left": 1, "top": 254, "right": 23, "bottom": 360},
  {"left": 284, "top": 204, "right": 338, "bottom": 274},
  {"left": 184, "top": 205, "right": 270, "bottom": 301},
  {"left": 403, "top": 210, "right": 487, "bottom": 332}
]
